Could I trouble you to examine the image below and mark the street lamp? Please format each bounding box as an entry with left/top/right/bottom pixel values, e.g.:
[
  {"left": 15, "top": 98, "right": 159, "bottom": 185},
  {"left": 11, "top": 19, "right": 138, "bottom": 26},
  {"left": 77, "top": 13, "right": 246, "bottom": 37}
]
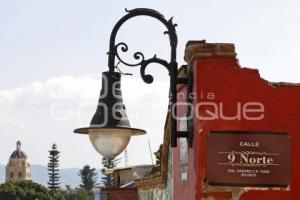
[{"left": 74, "top": 8, "right": 193, "bottom": 158}]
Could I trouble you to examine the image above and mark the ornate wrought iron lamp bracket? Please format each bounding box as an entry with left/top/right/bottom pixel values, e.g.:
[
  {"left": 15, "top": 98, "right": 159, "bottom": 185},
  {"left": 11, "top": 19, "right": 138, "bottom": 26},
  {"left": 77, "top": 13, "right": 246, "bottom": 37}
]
[{"left": 106, "top": 8, "right": 193, "bottom": 147}]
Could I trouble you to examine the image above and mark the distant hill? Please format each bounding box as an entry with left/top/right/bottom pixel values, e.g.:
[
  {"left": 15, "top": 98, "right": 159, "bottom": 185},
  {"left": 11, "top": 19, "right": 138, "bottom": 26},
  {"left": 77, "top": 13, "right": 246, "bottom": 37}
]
[{"left": 0, "top": 164, "right": 101, "bottom": 188}]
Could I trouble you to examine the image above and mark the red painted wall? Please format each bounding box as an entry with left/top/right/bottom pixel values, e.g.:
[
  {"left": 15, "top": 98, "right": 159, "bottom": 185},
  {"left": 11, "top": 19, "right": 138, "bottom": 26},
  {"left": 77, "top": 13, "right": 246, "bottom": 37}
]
[
  {"left": 173, "top": 86, "right": 197, "bottom": 200},
  {"left": 173, "top": 46, "right": 300, "bottom": 199}
]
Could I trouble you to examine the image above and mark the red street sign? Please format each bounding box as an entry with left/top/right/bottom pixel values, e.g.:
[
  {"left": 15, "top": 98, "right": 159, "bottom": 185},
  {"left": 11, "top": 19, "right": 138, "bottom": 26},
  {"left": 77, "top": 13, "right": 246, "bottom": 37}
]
[{"left": 206, "top": 131, "right": 291, "bottom": 187}]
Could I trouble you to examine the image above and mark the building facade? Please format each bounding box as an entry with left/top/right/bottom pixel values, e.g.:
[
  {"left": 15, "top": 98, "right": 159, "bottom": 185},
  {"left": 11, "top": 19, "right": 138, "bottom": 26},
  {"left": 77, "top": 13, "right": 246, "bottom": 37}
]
[
  {"left": 172, "top": 41, "right": 300, "bottom": 199},
  {"left": 136, "top": 41, "right": 300, "bottom": 199},
  {"left": 6, "top": 141, "right": 32, "bottom": 182}
]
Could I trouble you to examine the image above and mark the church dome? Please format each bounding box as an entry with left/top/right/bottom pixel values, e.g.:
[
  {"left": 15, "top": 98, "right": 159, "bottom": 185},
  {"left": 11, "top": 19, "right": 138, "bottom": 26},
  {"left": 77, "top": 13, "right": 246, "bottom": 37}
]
[
  {"left": 9, "top": 141, "right": 27, "bottom": 159},
  {"left": 6, "top": 141, "right": 32, "bottom": 182}
]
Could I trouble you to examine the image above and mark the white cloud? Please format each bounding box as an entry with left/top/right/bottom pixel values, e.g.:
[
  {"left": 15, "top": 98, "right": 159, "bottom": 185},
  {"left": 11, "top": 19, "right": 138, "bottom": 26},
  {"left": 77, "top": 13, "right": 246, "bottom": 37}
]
[{"left": 0, "top": 75, "right": 169, "bottom": 169}]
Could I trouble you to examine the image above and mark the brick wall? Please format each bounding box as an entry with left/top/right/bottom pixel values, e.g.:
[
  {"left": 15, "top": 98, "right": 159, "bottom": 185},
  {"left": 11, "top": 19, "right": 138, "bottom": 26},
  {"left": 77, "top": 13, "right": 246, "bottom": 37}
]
[{"left": 101, "top": 187, "right": 138, "bottom": 200}]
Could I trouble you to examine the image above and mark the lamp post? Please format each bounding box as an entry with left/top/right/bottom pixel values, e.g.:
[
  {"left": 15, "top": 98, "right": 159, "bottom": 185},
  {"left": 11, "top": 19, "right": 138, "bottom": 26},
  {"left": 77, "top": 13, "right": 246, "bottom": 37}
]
[{"left": 74, "top": 8, "right": 193, "bottom": 158}]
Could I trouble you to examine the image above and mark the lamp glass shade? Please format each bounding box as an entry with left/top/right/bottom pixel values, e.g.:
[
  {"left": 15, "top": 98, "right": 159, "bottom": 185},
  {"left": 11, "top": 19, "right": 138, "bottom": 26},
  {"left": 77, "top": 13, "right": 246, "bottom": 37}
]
[
  {"left": 88, "top": 128, "right": 131, "bottom": 158},
  {"left": 74, "top": 71, "right": 146, "bottom": 158}
]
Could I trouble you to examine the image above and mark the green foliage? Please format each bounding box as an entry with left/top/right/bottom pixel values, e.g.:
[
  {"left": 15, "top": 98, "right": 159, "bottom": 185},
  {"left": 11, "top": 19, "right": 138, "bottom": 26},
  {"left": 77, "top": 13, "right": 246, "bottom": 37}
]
[
  {"left": 50, "top": 189, "right": 68, "bottom": 200},
  {"left": 48, "top": 143, "right": 61, "bottom": 190},
  {"left": 0, "top": 181, "right": 94, "bottom": 200},
  {"left": 101, "top": 157, "right": 120, "bottom": 187},
  {"left": 0, "top": 180, "right": 54, "bottom": 200},
  {"left": 65, "top": 185, "right": 94, "bottom": 200},
  {"left": 150, "top": 144, "right": 163, "bottom": 175},
  {"left": 78, "top": 165, "right": 98, "bottom": 192},
  {"left": 154, "top": 144, "right": 162, "bottom": 165}
]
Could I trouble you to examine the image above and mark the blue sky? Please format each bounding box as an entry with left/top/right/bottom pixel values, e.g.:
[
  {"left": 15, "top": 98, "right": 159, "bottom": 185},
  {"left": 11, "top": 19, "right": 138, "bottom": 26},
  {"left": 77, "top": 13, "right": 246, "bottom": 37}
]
[{"left": 1, "top": 0, "right": 300, "bottom": 169}]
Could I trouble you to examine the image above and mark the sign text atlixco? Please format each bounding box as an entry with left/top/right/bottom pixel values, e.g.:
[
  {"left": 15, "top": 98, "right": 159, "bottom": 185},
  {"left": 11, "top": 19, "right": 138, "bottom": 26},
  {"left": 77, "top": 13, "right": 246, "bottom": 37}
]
[{"left": 206, "top": 131, "right": 291, "bottom": 187}]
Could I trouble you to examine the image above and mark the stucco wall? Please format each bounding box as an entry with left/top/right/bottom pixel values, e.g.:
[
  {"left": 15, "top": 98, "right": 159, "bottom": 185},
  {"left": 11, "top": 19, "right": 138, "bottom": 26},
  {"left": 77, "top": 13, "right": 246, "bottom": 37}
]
[
  {"left": 173, "top": 42, "right": 300, "bottom": 200},
  {"left": 138, "top": 148, "right": 173, "bottom": 200}
]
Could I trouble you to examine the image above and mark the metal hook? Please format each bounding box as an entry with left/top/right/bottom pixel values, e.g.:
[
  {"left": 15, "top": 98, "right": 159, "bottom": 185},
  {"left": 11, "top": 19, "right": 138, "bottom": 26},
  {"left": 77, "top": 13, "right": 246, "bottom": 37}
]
[{"left": 115, "top": 62, "right": 133, "bottom": 76}]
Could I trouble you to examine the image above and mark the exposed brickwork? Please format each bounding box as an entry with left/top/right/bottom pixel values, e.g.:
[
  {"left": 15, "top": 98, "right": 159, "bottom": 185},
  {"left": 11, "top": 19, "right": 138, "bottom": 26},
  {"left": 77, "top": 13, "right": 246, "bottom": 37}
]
[{"left": 101, "top": 188, "right": 138, "bottom": 200}]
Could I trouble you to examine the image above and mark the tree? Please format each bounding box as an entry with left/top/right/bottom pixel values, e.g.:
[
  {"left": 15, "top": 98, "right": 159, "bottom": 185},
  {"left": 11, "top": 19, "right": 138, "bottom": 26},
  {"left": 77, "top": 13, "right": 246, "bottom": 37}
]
[
  {"left": 101, "top": 157, "right": 120, "bottom": 187},
  {"left": 48, "top": 143, "right": 61, "bottom": 190},
  {"left": 0, "top": 181, "right": 95, "bottom": 200},
  {"left": 66, "top": 185, "right": 94, "bottom": 200},
  {"left": 0, "top": 180, "right": 54, "bottom": 200},
  {"left": 78, "top": 165, "right": 98, "bottom": 192}
]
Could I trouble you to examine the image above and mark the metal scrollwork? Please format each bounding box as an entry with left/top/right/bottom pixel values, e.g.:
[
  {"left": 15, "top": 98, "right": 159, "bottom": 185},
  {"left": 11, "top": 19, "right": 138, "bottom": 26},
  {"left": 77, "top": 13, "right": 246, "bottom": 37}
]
[
  {"left": 107, "top": 8, "right": 178, "bottom": 73},
  {"left": 140, "top": 55, "right": 170, "bottom": 84},
  {"left": 113, "top": 42, "right": 145, "bottom": 67},
  {"left": 106, "top": 8, "right": 193, "bottom": 148}
]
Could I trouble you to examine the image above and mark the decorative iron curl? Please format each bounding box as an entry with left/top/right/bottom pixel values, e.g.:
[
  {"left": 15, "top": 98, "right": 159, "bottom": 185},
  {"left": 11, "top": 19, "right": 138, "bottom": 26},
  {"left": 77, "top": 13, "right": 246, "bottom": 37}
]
[
  {"left": 125, "top": 8, "right": 164, "bottom": 19},
  {"left": 105, "top": 8, "right": 191, "bottom": 148},
  {"left": 113, "top": 42, "right": 145, "bottom": 67},
  {"left": 140, "top": 55, "right": 170, "bottom": 84},
  {"left": 108, "top": 8, "right": 178, "bottom": 72}
]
